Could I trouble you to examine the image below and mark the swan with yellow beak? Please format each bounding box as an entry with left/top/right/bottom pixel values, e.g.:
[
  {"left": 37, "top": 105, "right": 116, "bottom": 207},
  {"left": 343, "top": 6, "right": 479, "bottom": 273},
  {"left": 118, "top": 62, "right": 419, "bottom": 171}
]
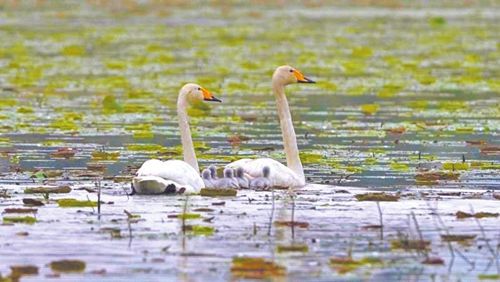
[
  {"left": 227, "top": 65, "right": 315, "bottom": 188},
  {"left": 132, "top": 83, "right": 221, "bottom": 194}
]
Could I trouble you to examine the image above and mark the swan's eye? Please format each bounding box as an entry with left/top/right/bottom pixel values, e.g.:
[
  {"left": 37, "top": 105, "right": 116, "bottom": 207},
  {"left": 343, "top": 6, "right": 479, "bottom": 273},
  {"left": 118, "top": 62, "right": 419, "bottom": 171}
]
[
  {"left": 197, "top": 87, "right": 201, "bottom": 91},
  {"left": 289, "top": 69, "right": 294, "bottom": 73}
]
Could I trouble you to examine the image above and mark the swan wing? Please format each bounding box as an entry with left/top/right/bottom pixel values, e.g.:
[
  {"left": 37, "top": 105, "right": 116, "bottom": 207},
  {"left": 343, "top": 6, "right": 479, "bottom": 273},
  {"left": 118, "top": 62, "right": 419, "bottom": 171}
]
[
  {"left": 226, "top": 158, "right": 253, "bottom": 168},
  {"left": 136, "top": 159, "right": 204, "bottom": 193}
]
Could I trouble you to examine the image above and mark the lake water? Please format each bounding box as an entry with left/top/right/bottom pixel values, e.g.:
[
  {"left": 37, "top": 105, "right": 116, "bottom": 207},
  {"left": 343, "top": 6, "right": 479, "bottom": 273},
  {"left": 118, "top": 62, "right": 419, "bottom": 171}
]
[{"left": 0, "top": 1, "right": 499, "bottom": 281}]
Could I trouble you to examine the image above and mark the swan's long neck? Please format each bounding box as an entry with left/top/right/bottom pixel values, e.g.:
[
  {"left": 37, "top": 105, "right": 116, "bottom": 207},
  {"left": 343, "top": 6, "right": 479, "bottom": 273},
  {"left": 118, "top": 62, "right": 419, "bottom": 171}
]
[
  {"left": 177, "top": 93, "right": 199, "bottom": 172},
  {"left": 272, "top": 79, "right": 305, "bottom": 183}
]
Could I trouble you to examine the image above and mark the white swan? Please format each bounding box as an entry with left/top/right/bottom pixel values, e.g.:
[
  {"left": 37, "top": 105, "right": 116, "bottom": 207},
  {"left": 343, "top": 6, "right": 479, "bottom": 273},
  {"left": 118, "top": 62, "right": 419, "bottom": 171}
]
[
  {"left": 132, "top": 83, "right": 221, "bottom": 194},
  {"left": 227, "top": 65, "right": 315, "bottom": 188}
]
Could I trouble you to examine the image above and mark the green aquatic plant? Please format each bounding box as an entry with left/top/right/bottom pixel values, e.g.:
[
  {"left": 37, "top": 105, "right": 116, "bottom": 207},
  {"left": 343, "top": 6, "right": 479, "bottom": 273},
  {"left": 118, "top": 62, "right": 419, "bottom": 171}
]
[
  {"left": 390, "top": 162, "right": 410, "bottom": 172},
  {"left": 329, "top": 256, "right": 382, "bottom": 274},
  {"left": 16, "top": 107, "right": 34, "bottom": 114},
  {"left": 231, "top": 257, "right": 286, "bottom": 279},
  {"left": 276, "top": 244, "right": 308, "bottom": 253},
  {"left": 50, "top": 119, "right": 78, "bottom": 132},
  {"left": 186, "top": 225, "right": 214, "bottom": 236},
  {"left": 175, "top": 213, "right": 201, "bottom": 220},
  {"left": 25, "top": 186, "right": 71, "bottom": 194},
  {"left": 351, "top": 46, "right": 373, "bottom": 58},
  {"left": 478, "top": 274, "right": 500, "bottom": 280},
  {"left": 360, "top": 104, "right": 379, "bottom": 115},
  {"left": 3, "top": 216, "right": 37, "bottom": 224},
  {"left": 355, "top": 193, "right": 399, "bottom": 202},
  {"left": 57, "top": 199, "right": 98, "bottom": 208},
  {"left": 102, "top": 94, "right": 123, "bottom": 113},
  {"left": 61, "top": 45, "right": 86, "bottom": 56},
  {"left": 443, "top": 162, "right": 469, "bottom": 171},
  {"left": 50, "top": 260, "right": 86, "bottom": 273},
  {"left": 91, "top": 151, "right": 120, "bottom": 161},
  {"left": 455, "top": 211, "right": 498, "bottom": 219},
  {"left": 377, "top": 83, "right": 404, "bottom": 98},
  {"left": 200, "top": 188, "right": 237, "bottom": 197}
]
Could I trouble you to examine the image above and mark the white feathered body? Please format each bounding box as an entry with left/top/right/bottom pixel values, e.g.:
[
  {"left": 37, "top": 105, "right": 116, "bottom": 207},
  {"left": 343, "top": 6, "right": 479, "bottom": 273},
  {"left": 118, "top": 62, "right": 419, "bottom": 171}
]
[
  {"left": 133, "top": 159, "right": 204, "bottom": 194},
  {"left": 226, "top": 158, "right": 305, "bottom": 188}
]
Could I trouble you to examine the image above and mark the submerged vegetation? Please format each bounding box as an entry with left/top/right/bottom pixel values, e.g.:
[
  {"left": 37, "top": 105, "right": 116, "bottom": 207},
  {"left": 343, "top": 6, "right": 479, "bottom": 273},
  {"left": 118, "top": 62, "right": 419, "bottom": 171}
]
[{"left": 0, "top": 0, "right": 498, "bottom": 281}]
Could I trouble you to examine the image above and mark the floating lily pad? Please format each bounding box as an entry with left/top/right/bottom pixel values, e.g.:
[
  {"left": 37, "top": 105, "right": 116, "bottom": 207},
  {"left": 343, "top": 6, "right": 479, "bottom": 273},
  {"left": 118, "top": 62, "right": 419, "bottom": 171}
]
[
  {"left": 355, "top": 193, "right": 399, "bottom": 202},
  {"left": 443, "top": 162, "right": 469, "bottom": 171},
  {"left": 3, "top": 208, "right": 37, "bottom": 214},
  {"left": 330, "top": 256, "right": 382, "bottom": 274},
  {"left": 50, "top": 260, "right": 86, "bottom": 273},
  {"left": 168, "top": 213, "right": 201, "bottom": 220},
  {"left": 24, "top": 186, "right": 71, "bottom": 194},
  {"left": 276, "top": 244, "right": 308, "bottom": 253},
  {"left": 231, "top": 257, "right": 286, "bottom": 279},
  {"left": 57, "top": 199, "right": 97, "bottom": 208},
  {"left": 441, "top": 234, "right": 476, "bottom": 242},
  {"left": 478, "top": 274, "right": 500, "bottom": 280},
  {"left": 360, "top": 104, "right": 379, "bottom": 115},
  {"left": 456, "top": 211, "right": 498, "bottom": 219},
  {"left": 391, "top": 239, "right": 430, "bottom": 250},
  {"left": 184, "top": 225, "right": 214, "bottom": 236},
  {"left": 22, "top": 199, "right": 44, "bottom": 206},
  {"left": 200, "top": 188, "right": 237, "bottom": 197},
  {"left": 422, "top": 257, "right": 445, "bottom": 265},
  {"left": 274, "top": 221, "right": 309, "bottom": 228},
  {"left": 91, "top": 151, "right": 120, "bottom": 161},
  {"left": 3, "top": 216, "right": 37, "bottom": 224},
  {"left": 10, "top": 265, "right": 38, "bottom": 278},
  {"left": 416, "top": 171, "right": 459, "bottom": 184}
]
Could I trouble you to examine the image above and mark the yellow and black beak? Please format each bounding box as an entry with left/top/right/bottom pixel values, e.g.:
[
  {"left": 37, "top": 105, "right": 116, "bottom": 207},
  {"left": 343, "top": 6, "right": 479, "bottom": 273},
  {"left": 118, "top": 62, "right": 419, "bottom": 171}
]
[
  {"left": 201, "top": 87, "right": 222, "bottom": 102},
  {"left": 293, "top": 69, "right": 316, "bottom": 83}
]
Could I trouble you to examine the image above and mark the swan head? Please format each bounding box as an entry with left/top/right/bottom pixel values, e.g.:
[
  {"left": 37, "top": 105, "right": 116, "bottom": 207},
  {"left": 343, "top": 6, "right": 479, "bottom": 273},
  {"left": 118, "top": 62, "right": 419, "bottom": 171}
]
[
  {"left": 180, "top": 83, "right": 222, "bottom": 103},
  {"left": 235, "top": 167, "right": 244, "bottom": 178},
  {"left": 208, "top": 165, "right": 218, "bottom": 178},
  {"left": 223, "top": 168, "right": 234, "bottom": 178},
  {"left": 262, "top": 166, "right": 270, "bottom": 178},
  {"left": 201, "top": 169, "right": 211, "bottom": 180},
  {"left": 273, "top": 65, "right": 315, "bottom": 85}
]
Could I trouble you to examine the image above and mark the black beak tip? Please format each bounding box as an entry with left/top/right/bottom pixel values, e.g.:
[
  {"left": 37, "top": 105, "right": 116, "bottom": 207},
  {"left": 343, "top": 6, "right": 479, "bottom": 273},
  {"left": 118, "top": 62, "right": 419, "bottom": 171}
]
[
  {"left": 205, "top": 97, "right": 222, "bottom": 103},
  {"left": 298, "top": 77, "right": 315, "bottom": 84}
]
